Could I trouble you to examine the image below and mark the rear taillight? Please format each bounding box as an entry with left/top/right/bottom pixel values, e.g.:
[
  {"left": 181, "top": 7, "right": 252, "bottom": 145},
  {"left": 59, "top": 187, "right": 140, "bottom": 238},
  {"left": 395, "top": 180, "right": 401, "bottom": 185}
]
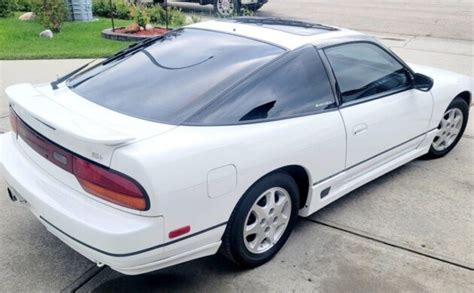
[
  {"left": 73, "top": 157, "right": 147, "bottom": 211},
  {"left": 9, "top": 107, "right": 18, "bottom": 134},
  {"left": 10, "top": 108, "right": 149, "bottom": 211}
]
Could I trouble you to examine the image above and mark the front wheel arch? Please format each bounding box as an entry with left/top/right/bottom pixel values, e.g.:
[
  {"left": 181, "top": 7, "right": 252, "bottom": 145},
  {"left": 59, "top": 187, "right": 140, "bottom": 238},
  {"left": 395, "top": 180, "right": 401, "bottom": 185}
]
[{"left": 423, "top": 95, "right": 469, "bottom": 159}]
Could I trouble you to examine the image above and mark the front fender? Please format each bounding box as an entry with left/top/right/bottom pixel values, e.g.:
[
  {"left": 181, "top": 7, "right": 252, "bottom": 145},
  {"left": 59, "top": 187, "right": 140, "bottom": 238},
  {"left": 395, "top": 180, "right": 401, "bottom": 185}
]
[{"left": 409, "top": 63, "right": 473, "bottom": 129}]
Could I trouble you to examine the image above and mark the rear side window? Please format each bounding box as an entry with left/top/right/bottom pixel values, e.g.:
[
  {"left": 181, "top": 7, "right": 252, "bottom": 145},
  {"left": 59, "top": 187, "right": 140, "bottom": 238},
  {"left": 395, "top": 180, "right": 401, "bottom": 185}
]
[
  {"left": 68, "top": 29, "right": 284, "bottom": 124},
  {"left": 324, "top": 42, "right": 411, "bottom": 103},
  {"left": 187, "top": 45, "right": 336, "bottom": 125}
]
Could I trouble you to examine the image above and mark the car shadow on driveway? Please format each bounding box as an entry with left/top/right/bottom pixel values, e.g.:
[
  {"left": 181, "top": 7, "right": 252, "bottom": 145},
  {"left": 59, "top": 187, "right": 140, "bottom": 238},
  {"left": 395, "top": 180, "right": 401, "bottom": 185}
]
[{"left": 90, "top": 254, "right": 248, "bottom": 292}]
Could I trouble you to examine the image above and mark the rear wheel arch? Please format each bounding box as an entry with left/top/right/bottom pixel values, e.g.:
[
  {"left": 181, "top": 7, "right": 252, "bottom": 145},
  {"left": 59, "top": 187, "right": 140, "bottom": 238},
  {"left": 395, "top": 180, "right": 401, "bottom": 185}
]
[
  {"left": 277, "top": 165, "right": 311, "bottom": 209},
  {"left": 242, "top": 165, "right": 311, "bottom": 210},
  {"left": 457, "top": 91, "right": 472, "bottom": 107},
  {"left": 222, "top": 170, "right": 301, "bottom": 266}
]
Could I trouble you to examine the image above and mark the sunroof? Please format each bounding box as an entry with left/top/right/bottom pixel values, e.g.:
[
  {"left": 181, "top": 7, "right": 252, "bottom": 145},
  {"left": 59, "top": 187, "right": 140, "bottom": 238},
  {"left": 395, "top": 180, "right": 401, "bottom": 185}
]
[{"left": 230, "top": 17, "right": 338, "bottom": 36}]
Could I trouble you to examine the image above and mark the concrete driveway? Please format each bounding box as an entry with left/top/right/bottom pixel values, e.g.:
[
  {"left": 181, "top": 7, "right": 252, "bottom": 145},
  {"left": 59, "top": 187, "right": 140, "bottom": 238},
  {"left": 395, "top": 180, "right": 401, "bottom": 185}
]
[{"left": 1, "top": 2, "right": 473, "bottom": 291}]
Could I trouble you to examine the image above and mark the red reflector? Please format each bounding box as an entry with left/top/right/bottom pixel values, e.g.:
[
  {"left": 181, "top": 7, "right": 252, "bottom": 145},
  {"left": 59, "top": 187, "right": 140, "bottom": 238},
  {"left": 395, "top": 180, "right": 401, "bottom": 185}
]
[{"left": 169, "top": 226, "right": 191, "bottom": 239}]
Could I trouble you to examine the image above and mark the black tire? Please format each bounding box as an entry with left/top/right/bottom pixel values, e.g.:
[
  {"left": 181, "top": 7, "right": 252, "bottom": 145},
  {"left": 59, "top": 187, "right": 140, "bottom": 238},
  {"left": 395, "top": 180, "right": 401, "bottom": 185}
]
[
  {"left": 221, "top": 172, "right": 299, "bottom": 268},
  {"left": 423, "top": 97, "right": 469, "bottom": 159},
  {"left": 246, "top": 3, "right": 263, "bottom": 11},
  {"left": 214, "top": 0, "right": 240, "bottom": 17}
]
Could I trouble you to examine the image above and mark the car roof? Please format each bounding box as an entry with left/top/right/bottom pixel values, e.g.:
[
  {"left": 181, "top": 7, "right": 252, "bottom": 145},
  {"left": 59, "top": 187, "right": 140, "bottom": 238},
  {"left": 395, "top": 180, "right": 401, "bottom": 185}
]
[{"left": 187, "top": 17, "right": 368, "bottom": 50}]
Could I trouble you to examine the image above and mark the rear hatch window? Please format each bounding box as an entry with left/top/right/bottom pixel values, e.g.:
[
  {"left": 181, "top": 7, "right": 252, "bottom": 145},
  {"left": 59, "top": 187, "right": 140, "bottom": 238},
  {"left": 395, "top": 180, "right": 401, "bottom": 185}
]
[{"left": 68, "top": 29, "right": 284, "bottom": 124}]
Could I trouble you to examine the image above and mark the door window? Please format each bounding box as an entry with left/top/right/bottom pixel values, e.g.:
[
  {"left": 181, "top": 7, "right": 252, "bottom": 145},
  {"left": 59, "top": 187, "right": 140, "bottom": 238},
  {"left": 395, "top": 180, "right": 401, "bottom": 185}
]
[{"left": 324, "top": 42, "right": 411, "bottom": 104}]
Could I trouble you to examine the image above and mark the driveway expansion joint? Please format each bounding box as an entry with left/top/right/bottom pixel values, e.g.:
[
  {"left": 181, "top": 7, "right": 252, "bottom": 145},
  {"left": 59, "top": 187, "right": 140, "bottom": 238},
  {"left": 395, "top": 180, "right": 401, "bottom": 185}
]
[
  {"left": 303, "top": 218, "right": 474, "bottom": 271},
  {"left": 61, "top": 265, "right": 105, "bottom": 293}
]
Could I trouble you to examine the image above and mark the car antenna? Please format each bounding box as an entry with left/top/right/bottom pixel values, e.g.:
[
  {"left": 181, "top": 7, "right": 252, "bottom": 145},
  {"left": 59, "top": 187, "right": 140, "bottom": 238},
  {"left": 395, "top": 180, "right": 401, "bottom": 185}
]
[{"left": 51, "top": 59, "right": 97, "bottom": 90}]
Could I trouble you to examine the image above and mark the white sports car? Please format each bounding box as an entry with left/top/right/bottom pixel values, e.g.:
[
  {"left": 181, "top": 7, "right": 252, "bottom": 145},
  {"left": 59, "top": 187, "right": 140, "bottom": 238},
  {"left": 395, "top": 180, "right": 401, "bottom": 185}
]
[{"left": 1, "top": 18, "right": 472, "bottom": 275}]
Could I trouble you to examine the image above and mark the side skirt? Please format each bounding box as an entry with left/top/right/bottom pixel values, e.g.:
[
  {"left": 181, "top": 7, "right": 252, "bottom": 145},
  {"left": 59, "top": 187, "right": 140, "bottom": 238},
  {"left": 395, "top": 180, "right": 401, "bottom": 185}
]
[{"left": 299, "top": 129, "right": 437, "bottom": 217}]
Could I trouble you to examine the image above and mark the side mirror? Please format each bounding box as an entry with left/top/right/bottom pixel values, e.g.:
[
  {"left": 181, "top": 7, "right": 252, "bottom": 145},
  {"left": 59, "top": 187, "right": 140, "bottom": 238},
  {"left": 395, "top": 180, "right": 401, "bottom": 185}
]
[{"left": 413, "top": 73, "right": 433, "bottom": 92}]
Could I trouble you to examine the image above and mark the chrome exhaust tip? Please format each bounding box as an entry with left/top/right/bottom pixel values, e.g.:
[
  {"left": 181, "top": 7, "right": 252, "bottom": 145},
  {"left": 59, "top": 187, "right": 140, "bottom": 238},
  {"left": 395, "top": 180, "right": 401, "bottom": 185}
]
[{"left": 7, "top": 188, "right": 17, "bottom": 202}]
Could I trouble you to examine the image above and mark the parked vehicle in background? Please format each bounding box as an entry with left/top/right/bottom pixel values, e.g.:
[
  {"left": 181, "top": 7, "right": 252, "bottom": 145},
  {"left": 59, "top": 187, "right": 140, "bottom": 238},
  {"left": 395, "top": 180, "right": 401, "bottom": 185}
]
[
  {"left": 153, "top": 0, "right": 268, "bottom": 16},
  {"left": 1, "top": 17, "right": 472, "bottom": 275}
]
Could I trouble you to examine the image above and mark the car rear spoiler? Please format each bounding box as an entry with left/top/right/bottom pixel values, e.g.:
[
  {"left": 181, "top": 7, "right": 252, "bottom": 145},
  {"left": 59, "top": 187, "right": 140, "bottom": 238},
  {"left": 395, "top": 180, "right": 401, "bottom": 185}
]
[{"left": 6, "top": 83, "right": 135, "bottom": 146}]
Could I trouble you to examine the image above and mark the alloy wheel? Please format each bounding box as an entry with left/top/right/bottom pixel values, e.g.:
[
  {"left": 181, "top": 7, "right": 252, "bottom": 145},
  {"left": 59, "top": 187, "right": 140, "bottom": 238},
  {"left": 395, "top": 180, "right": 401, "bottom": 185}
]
[
  {"left": 216, "top": 0, "right": 235, "bottom": 16},
  {"left": 432, "top": 108, "right": 464, "bottom": 151},
  {"left": 243, "top": 187, "right": 292, "bottom": 254}
]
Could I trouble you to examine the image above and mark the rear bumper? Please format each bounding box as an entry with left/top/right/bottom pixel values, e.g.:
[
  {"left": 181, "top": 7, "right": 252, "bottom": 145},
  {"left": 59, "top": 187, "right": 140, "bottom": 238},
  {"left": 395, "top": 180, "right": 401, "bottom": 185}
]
[{"left": 0, "top": 133, "right": 221, "bottom": 274}]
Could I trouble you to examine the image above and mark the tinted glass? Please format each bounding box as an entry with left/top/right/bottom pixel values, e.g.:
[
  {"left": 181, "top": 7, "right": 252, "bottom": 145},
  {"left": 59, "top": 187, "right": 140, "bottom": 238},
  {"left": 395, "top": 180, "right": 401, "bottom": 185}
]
[
  {"left": 187, "top": 46, "right": 336, "bottom": 125},
  {"left": 68, "top": 29, "right": 284, "bottom": 124},
  {"left": 324, "top": 42, "right": 411, "bottom": 103}
]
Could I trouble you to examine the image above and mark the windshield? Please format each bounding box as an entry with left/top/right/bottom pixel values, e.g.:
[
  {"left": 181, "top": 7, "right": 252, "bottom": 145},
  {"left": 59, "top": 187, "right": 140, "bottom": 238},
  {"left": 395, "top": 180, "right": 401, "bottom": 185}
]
[{"left": 68, "top": 29, "right": 285, "bottom": 124}]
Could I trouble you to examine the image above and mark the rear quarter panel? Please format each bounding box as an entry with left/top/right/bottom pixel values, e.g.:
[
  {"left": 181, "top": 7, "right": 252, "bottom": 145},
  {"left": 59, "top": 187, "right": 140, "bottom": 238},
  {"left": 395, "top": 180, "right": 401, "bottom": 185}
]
[{"left": 110, "top": 111, "right": 346, "bottom": 251}]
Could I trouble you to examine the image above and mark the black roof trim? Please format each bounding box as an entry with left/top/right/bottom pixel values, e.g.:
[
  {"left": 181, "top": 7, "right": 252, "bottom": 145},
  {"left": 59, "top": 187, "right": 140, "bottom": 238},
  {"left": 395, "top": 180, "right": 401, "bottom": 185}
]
[{"left": 229, "top": 17, "right": 338, "bottom": 32}]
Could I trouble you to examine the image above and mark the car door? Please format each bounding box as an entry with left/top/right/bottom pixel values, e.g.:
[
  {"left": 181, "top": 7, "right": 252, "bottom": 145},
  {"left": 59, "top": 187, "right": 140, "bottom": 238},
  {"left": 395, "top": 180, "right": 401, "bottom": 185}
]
[{"left": 323, "top": 42, "right": 433, "bottom": 169}]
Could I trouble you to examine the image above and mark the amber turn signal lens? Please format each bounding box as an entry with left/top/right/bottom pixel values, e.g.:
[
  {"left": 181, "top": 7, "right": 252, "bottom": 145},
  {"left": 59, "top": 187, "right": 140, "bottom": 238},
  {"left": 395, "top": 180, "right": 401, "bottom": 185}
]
[{"left": 73, "top": 156, "right": 148, "bottom": 211}]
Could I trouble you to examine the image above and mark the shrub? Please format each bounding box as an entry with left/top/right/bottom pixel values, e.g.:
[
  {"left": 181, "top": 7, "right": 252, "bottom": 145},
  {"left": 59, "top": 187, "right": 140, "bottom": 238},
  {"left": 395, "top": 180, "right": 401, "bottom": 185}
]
[
  {"left": 92, "top": 0, "right": 130, "bottom": 19},
  {"left": 91, "top": 1, "right": 185, "bottom": 27},
  {"left": 240, "top": 7, "right": 255, "bottom": 17},
  {"left": 154, "top": 7, "right": 185, "bottom": 27},
  {"left": 0, "top": 0, "right": 15, "bottom": 17},
  {"left": 147, "top": 4, "right": 163, "bottom": 24},
  {"left": 190, "top": 15, "right": 201, "bottom": 24},
  {"left": 92, "top": 0, "right": 109, "bottom": 17},
  {"left": 129, "top": 4, "right": 149, "bottom": 27},
  {"left": 32, "top": 0, "right": 67, "bottom": 32},
  {"left": 16, "top": 0, "right": 32, "bottom": 11},
  {"left": 114, "top": 0, "right": 130, "bottom": 19},
  {"left": 168, "top": 7, "right": 185, "bottom": 26}
]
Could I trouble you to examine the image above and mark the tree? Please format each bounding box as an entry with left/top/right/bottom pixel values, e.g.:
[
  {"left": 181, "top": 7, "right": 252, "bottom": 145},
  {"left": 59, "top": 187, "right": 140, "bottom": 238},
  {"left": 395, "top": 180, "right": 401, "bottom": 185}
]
[{"left": 33, "top": 0, "right": 67, "bottom": 32}]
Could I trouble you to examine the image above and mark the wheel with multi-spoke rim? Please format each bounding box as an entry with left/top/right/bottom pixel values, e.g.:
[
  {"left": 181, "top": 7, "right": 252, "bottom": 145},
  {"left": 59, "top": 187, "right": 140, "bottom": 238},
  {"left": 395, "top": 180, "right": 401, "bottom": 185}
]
[
  {"left": 214, "top": 0, "right": 240, "bottom": 17},
  {"left": 243, "top": 187, "right": 292, "bottom": 254},
  {"left": 221, "top": 172, "right": 299, "bottom": 267},
  {"left": 424, "top": 97, "right": 469, "bottom": 159}
]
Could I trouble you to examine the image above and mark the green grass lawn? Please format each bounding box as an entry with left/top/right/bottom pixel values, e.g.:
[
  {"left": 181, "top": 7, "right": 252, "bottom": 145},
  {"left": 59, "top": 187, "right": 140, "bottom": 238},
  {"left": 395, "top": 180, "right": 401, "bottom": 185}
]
[{"left": 0, "top": 14, "right": 132, "bottom": 59}]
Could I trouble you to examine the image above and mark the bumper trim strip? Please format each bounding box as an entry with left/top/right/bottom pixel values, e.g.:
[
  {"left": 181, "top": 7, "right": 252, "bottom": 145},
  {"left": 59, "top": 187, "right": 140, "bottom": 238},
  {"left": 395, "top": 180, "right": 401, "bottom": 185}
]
[{"left": 39, "top": 216, "right": 227, "bottom": 257}]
